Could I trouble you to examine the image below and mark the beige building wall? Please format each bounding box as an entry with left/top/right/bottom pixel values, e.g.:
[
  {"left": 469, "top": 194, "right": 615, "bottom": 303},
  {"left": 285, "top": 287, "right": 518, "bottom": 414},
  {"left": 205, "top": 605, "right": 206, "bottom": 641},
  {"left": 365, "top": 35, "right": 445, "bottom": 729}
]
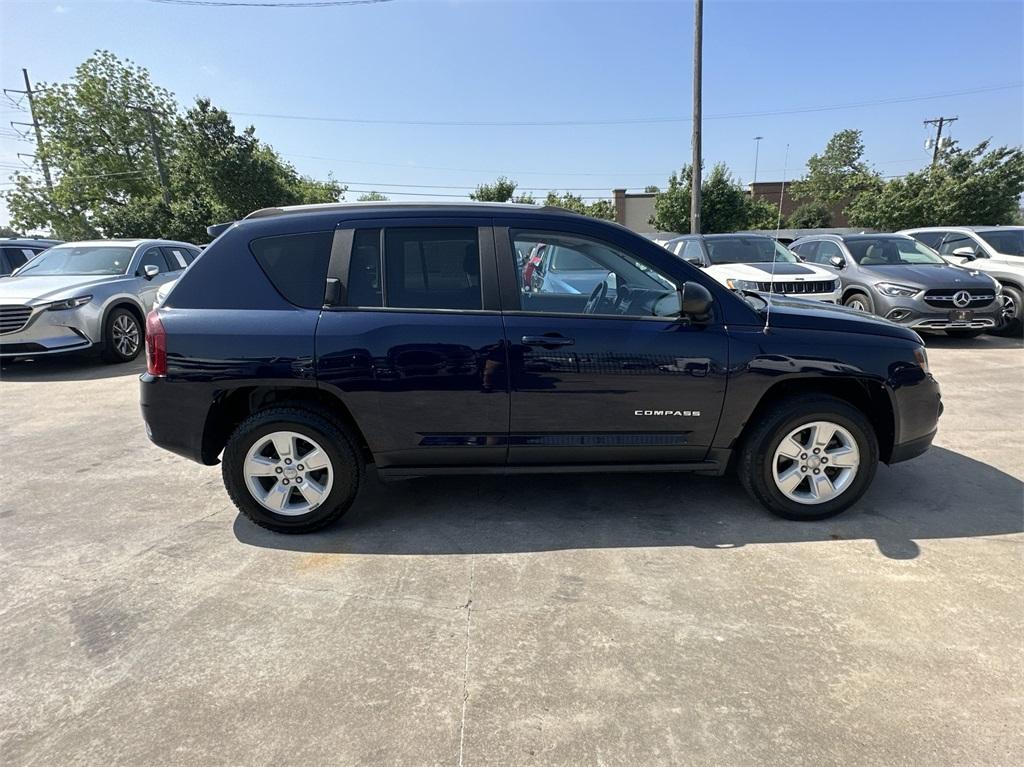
[{"left": 612, "top": 189, "right": 657, "bottom": 233}]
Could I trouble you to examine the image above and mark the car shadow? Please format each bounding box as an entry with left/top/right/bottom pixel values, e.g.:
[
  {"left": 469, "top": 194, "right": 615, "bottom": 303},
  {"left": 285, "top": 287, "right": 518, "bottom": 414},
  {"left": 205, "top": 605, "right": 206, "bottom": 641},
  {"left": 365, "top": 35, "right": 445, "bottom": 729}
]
[
  {"left": 923, "top": 334, "right": 1022, "bottom": 350},
  {"left": 233, "top": 446, "right": 1023, "bottom": 561},
  {"left": 0, "top": 354, "right": 145, "bottom": 383}
]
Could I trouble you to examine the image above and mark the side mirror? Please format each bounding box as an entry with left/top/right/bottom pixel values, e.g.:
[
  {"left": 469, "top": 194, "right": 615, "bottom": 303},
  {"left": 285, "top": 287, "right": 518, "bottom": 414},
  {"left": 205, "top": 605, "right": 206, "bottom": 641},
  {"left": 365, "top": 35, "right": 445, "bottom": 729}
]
[
  {"left": 682, "top": 281, "right": 714, "bottom": 320},
  {"left": 143, "top": 264, "right": 160, "bottom": 280},
  {"left": 683, "top": 256, "right": 705, "bottom": 267},
  {"left": 829, "top": 255, "right": 845, "bottom": 269},
  {"left": 952, "top": 246, "right": 977, "bottom": 260}
]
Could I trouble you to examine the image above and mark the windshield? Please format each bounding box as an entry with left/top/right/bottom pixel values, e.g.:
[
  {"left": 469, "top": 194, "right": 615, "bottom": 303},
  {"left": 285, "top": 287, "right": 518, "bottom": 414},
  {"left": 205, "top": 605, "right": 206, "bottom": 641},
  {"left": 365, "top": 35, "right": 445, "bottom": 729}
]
[
  {"left": 16, "top": 245, "right": 134, "bottom": 276},
  {"left": 846, "top": 238, "right": 944, "bottom": 265},
  {"left": 977, "top": 229, "right": 1024, "bottom": 256},
  {"left": 704, "top": 237, "right": 798, "bottom": 265}
]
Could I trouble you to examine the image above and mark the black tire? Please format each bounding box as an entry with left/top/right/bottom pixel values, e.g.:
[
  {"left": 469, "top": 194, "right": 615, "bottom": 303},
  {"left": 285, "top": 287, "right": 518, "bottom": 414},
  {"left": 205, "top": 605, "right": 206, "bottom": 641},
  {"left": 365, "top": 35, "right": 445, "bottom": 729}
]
[
  {"left": 738, "top": 395, "right": 879, "bottom": 521},
  {"left": 945, "top": 329, "right": 985, "bottom": 339},
  {"left": 100, "top": 307, "right": 143, "bottom": 363},
  {"left": 843, "top": 291, "right": 874, "bottom": 315},
  {"left": 990, "top": 285, "right": 1023, "bottom": 337},
  {"left": 222, "top": 407, "right": 363, "bottom": 534}
]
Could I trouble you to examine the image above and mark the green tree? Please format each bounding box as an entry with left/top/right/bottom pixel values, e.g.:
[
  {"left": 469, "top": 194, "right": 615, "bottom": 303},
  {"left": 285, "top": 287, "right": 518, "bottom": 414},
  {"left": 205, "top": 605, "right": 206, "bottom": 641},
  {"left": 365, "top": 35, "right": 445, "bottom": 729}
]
[
  {"left": 745, "top": 194, "right": 782, "bottom": 231},
  {"left": 644, "top": 185, "right": 660, "bottom": 193},
  {"left": 0, "top": 226, "right": 21, "bottom": 237},
  {"left": 651, "top": 163, "right": 765, "bottom": 233},
  {"left": 790, "top": 129, "right": 881, "bottom": 209},
  {"left": 469, "top": 176, "right": 519, "bottom": 202},
  {"left": 357, "top": 191, "right": 389, "bottom": 201},
  {"left": 787, "top": 202, "right": 832, "bottom": 229},
  {"left": 543, "top": 191, "right": 615, "bottom": 220},
  {"left": 847, "top": 141, "right": 1024, "bottom": 230},
  {"left": 4, "top": 51, "right": 344, "bottom": 242}
]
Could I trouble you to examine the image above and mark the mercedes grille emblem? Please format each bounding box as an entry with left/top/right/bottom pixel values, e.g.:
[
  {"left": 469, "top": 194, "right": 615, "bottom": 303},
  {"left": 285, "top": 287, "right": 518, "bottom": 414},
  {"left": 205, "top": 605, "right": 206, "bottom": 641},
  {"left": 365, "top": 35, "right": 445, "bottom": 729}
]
[{"left": 952, "top": 290, "right": 972, "bottom": 308}]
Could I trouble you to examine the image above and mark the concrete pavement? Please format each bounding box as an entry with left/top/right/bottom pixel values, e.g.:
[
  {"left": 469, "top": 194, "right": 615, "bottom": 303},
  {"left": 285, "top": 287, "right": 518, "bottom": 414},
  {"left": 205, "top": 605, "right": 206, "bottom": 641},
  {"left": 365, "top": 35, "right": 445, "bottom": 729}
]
[{"left": 0, "top": 335, "right": 1021, "bottom": 766}]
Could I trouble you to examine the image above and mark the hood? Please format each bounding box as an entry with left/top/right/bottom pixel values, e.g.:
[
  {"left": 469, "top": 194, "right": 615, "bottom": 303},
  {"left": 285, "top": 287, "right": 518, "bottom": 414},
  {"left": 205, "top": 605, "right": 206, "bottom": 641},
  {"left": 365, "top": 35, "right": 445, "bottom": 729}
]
[
  {"left": 748, "top": 294, "right": 922, "bottom": 343},
  {"left": 706, "top": 262, "right": 834, "bottom": 281},
  {"left": 860, "top": 263, "right": 995, "bottom": 289},
  {"left": 0, "top": 274, "right": 130, "bottom": 304}
]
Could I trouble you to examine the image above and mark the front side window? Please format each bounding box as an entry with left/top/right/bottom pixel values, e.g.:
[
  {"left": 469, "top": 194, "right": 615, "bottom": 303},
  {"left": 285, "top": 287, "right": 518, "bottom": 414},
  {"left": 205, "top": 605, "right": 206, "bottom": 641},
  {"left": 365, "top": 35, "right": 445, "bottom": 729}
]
[
  {"left": 680, "top": 239, "right": 706, "bottom": 264},
  {"left": 847, "top": 237, "right": 944, "bottom": 265},
  {"left": 384, "top": 227, "right": 481, "bottom": 311},
  {"left": 704, "top": 237, "right": 798, "bottom": 265},
  {"left": 136, "top": 248, "right": 170, "bottom": 276},
  {"left": 977, "top": 229, "right": 1024, "bottom": 256},
  {"left": 937, "top": 233, "right": 979, "bottom": 257},
  {"left": 16, "top": 245, "right": 134, "bottom": 276},
  {"left": 815, "top": 240, "right": 844, "bottom": 264},
  {"left": 512, "top": 230, "right": 678, "bottom": 318}
]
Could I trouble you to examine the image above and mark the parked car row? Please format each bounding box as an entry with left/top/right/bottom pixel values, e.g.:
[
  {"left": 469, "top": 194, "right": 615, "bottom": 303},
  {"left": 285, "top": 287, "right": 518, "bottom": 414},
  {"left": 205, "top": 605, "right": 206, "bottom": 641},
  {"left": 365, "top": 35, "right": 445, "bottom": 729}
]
[
  {"left": 0, "top": 238, "right": 63, "bottom": 276},
  {"left": 654, "top": 228, "right": 1023, "bottom": 338},
  {"left": 0, "top": 239, "right": 200, "bottom": 363}
]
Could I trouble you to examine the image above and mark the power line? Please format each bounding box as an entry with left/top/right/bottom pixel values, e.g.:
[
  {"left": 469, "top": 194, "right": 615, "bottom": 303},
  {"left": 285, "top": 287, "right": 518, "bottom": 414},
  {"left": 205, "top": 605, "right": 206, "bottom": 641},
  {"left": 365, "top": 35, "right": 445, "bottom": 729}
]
[{"left": 228, "top": 82, "right": 1021, "bottom": 128}]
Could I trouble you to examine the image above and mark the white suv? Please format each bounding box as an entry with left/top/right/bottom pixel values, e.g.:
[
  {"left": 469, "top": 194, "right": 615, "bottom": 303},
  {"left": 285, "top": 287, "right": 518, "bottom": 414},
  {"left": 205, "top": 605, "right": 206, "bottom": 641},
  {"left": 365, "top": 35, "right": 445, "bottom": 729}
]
[
  {"left": 900, "top": 226, "right": 1024, "bottom": 336},
  {"left": 664, "top": 234, "right": 841, "bottom": 303}
]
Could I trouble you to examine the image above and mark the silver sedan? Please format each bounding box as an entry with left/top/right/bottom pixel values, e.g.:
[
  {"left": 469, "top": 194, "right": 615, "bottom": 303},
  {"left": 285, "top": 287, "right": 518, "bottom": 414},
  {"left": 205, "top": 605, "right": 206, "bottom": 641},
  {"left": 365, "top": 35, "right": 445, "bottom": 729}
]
[{"left": 0, "top": 239, "right": 200, "bottom": 363}]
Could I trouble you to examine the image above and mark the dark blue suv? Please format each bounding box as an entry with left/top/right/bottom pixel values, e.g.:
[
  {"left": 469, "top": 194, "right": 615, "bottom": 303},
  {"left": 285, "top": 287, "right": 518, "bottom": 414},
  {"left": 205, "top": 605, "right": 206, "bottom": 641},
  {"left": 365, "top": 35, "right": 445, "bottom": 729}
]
[{"left": 140, "top": 202, "right": 942, "bottom": 533}]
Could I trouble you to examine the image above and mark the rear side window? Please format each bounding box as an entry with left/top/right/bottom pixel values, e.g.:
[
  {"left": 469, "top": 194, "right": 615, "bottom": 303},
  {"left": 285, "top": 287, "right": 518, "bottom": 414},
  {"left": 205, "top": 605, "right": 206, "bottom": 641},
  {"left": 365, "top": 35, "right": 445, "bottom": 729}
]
[
  {"left": 347, "top": 229, "right": 383, "bottom": 307},
  {"left": 250, "top": 231, "right": 333, "bottom": 309},
  {"left": 383, "top": 227, "right": 481, "bottom": 311}
]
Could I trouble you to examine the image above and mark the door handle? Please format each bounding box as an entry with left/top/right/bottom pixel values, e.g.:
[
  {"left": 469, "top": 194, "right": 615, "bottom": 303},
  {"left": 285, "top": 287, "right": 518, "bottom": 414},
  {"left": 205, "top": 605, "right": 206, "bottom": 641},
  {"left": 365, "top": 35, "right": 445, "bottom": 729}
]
[{"left": 522, "top": 335, "right": 575, "bottom": 347}]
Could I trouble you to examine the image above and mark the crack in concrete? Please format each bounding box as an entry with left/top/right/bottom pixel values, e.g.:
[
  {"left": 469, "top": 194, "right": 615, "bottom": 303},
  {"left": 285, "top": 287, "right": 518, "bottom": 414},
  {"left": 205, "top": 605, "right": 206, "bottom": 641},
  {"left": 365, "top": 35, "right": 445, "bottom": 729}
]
[{"left": 457, "top": 557, "right": 475, "bottom": 767}]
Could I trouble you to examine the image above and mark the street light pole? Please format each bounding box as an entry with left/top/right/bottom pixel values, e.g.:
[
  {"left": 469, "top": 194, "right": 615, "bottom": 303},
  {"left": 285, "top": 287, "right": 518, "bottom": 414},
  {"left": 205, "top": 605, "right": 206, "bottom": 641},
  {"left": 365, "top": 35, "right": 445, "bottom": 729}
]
[{"left": 752, "top": 136, "right": 763, "bottom": 187}]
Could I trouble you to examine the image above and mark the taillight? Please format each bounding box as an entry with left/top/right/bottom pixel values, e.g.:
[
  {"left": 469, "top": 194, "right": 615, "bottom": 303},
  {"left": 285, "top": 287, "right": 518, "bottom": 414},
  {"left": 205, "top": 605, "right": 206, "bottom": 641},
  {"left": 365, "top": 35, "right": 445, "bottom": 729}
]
[{"left": 146, "top": 310, "right": 167, "bottom": 377}]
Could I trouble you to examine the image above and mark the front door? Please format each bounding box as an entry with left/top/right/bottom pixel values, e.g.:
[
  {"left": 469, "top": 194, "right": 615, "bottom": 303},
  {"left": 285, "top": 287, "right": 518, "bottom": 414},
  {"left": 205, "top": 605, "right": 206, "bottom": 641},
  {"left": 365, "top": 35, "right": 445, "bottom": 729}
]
[{"left": 497, "top": 225, "right": 729, "bottom": 466}]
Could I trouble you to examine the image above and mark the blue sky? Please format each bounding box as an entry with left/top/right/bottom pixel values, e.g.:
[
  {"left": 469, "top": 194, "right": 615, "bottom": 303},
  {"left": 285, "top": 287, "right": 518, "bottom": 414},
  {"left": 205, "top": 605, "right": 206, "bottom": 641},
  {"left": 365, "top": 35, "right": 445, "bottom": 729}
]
[{"left": 1, "top": 0, "right": 1022, "bottom": 226}]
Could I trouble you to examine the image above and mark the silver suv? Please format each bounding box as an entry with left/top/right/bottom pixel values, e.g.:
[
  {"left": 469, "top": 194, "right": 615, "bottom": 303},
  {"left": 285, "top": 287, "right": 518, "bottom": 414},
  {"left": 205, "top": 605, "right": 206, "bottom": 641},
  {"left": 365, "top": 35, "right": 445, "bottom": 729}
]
[
  {"left": 790, "top": 233, "right": 1001, "bottom": 338},
  {"left": 899, "top": 226, "right": 1024, "bottom": 336},
  {"left": 0, "top": 239, "right": 200, "bottom": 363}
]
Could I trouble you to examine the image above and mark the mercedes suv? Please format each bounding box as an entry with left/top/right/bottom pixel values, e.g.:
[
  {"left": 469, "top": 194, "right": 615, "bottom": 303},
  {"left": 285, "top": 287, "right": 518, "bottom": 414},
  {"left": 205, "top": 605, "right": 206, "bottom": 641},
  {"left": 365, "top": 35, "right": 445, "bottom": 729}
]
[{"left": 140, "top": 203, "right": 942, "bottom": 533}]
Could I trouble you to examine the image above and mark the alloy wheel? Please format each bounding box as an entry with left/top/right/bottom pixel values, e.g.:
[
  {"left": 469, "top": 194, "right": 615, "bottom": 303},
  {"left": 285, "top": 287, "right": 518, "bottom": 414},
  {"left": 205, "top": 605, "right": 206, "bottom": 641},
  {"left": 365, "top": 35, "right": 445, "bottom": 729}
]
[
  {"left": 112, "top": 314, "right": 140, "bottom": 357},
  {"left": 772, "top": 420, "right": 860, "bottom": 505},
  {"left": 243, "top": 430, "right": 334, "bottom": 516}
]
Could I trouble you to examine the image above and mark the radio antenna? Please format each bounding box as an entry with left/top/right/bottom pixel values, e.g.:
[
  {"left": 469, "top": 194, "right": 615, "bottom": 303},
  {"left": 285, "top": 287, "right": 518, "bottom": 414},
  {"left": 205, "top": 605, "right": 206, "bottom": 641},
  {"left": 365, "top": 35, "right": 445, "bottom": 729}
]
[{"left": 764, "top": 142, "right": 790, "bottom": 334}]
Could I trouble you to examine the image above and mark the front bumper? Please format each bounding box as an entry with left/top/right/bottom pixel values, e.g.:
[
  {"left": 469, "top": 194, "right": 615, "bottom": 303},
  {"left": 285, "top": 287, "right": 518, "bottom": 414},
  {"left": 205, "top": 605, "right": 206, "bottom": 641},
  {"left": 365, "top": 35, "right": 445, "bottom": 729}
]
[
  {"left": 0, "top": 303, "right": 99, "bottom": 357},
  {"left": 874, "top": 295, "right": 999, "bottom": 331}
]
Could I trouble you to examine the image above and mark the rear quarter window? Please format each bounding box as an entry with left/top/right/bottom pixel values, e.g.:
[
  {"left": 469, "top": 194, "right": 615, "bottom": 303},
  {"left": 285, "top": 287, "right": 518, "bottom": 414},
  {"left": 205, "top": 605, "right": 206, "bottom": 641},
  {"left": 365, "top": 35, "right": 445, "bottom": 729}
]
[{"left": 249, "top": 231, "right": 334, "bottom": 309}]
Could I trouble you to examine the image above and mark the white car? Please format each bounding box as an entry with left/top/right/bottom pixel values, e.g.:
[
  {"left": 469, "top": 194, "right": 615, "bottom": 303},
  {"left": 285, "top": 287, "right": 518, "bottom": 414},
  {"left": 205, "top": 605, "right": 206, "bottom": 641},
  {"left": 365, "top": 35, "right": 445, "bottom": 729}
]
[
  {"left": 899, "top": 226, "right": 1024, "bottom": 335},
  {"left": 663, "top": 234, "right": 841, "bottom": 303}
]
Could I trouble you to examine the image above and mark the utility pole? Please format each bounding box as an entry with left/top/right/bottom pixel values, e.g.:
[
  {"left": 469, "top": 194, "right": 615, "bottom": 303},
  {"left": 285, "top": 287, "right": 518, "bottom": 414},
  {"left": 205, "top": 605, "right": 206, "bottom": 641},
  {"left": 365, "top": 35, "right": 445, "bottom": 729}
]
[
  {"left": 924, "top": 116, "right": 957, "bottom": 168},
  {"left": 690, "top": 0, "right": 703, "bottom": 234},
  {"left": 3, "top": 69, "right": 54, "bottom": 192},
  {"left": 129, "top": 105, "right": 172, "bottom": 205},
  {"left": 752, "top": 136, "right": 763, "bottom": 187}
]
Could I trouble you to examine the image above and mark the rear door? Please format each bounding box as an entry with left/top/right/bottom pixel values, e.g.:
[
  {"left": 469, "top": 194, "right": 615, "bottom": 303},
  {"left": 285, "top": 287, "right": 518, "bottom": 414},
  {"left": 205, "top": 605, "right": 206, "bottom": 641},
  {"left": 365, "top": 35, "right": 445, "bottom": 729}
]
[
  {"left": 495, "top": 221, "right": 729, "bottom": 466},
  {"left": 317, "top": 218, "right": 509, "bottom": 469}
]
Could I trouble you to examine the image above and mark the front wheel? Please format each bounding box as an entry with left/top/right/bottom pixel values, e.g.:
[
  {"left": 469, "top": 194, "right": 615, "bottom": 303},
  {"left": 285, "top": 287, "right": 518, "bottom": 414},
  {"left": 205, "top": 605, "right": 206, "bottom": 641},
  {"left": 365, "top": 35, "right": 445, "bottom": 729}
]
[
  {"left": 990, "top": 285, "right": 1023, "bottom": 337},
  {"left": 843, "top": 292, "right": 873, "bottom": 314},
  {"left": 738, "top": 395, "right": 878, "bottom": 521},
  {"left": 100, "top": 307, "right": 142, "bottom": 363},
  {"left": 222, "top": 407, "right": 362, "bottom": 533}
]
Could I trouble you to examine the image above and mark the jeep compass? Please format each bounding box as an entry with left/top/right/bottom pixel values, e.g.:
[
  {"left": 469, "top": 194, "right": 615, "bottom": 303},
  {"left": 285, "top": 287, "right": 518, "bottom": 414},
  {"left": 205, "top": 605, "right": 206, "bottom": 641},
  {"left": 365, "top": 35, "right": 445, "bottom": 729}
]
[{"left": 140, "top": 202, "right": 942, "bottom": 533}]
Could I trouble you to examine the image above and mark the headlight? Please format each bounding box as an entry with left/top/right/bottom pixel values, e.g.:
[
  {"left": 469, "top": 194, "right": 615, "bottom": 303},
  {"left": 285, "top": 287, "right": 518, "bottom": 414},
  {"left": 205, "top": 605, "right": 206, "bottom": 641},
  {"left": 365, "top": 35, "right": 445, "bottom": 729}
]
[
  {"left": 875, "top": 282, "right": 919, "bottom": 297},
  {"left": 726, "top": 278, "right": 759, "bottom": 291},
  {"left": 913, "top": 345, "right": 930, "bottom": 375},
  {"left": 43, "top": 295, "right": 92, "bottom": 311}
]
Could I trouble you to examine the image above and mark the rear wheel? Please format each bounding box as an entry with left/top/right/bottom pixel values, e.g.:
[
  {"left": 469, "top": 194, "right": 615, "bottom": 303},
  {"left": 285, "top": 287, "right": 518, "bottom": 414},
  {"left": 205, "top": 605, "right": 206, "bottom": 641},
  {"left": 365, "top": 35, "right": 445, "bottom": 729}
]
[
  {"left": 843, "top": 292, "right": 873, "bottom": 314},
  {"left": 990, "top": 285, "right": 1023, "bottom": 337},
  {"left": 222, "top": 407, "right": 362, "bottom": 533},
  {"left": 100, "top": 307, "right": 142, "bottom": 363},
  {"left": 738, "top": 395, "right": 878, "bottom": 521}
]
